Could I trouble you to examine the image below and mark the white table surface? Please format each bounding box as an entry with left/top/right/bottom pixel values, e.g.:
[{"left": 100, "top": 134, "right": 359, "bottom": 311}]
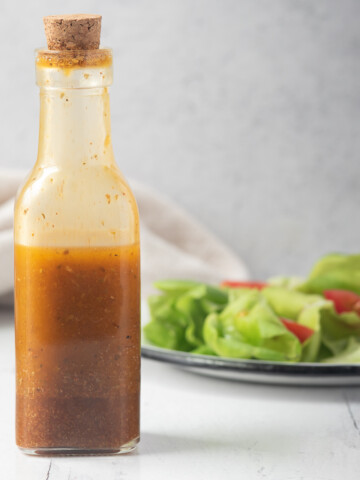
[{"left": 1, "top": 307, "right": 360, "bottom": 480}]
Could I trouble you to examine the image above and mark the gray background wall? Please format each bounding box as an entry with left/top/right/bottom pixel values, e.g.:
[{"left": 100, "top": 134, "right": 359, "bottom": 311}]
[{"left": 0, "top": 0, "right": 359, "bottom": 279}]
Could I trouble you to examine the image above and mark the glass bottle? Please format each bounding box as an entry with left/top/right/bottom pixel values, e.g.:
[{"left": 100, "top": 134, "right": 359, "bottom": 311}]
[{"left": 14, "top": 47, "right": 140, "bottom": 455}]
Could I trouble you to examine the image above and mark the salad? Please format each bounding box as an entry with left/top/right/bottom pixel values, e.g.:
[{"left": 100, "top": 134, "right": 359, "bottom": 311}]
[{"left": 143, "top": 253, "right": 360, "bottom": 363}]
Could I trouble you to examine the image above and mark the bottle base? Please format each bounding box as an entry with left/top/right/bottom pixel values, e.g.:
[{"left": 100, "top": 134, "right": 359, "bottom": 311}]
[{"left": 18, "top": 436, "right": 139, "bottom": 456}]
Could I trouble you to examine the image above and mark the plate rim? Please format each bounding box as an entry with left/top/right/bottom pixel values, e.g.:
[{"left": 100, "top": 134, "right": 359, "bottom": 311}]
[{"left": 141, "top": 344, "right": 360, "bottom": 377}]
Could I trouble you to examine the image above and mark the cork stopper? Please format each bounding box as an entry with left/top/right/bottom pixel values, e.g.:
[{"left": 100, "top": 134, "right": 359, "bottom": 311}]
[{"left": 43, "top": 14, "right": 102, "bottom": 50}]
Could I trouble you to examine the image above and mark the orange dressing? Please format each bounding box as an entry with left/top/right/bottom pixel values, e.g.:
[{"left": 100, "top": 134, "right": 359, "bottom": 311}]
[
  {"left": 15, "top": 243, "right": 140, "bottom": 450},
  {"left": 36, "top": 48, "right": 112, "bottom": 69}
]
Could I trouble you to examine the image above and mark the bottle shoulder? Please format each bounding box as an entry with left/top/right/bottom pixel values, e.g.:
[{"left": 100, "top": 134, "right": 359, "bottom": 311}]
[
  {"left": 14, "top": 163, "right": 139, "bottom": 247},
  {"left": 16, "top": 163, "right": 133, "bottom": 199}
]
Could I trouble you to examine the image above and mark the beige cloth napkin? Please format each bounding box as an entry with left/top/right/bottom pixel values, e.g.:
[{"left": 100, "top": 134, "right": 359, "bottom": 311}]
[{"left": 0, "top": 169, "right": 248, "bottom": 305}]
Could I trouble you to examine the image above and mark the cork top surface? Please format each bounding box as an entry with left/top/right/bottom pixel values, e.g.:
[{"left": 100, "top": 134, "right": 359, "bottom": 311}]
[{"left": 43, "top": 14, "right": 102, "bottom": 50}]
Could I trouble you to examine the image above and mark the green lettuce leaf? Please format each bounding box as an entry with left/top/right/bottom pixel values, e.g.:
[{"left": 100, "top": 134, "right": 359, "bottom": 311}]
[
  {"left": 300, "top": 253, "right": 360, "bottom": 295},
  {"left": 153, "top": 279, "right": 202, "bottom": 295},
  {"left": 267, "top": 276, "right": 305, "bottom": 290},
  {"left": 203, "top": 291, "right": 301, "bottom": 362},
  {"left": 191, "top": 345, "right": 217, "bottom": 356},
  {"left": 321, "top": 337, "right": 360, "bottom": 363},
  {"left": 144, "top": 294, "right": 192, "bottom": 350},
  {"left": 297, "top": 301, "right": 326, "bottom": 362},
  {"left": 297, "top": 298, "right": 360, "bottom": 361},
  {"left": 144, "top": 281, "right": 227, "bottom": 351},
  {"left": 262, "top": 286, "right": 322, "bottom": 320}
]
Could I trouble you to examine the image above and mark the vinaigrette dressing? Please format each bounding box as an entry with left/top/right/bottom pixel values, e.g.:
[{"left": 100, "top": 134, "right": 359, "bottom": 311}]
[{"left": 14, "top": 15, "right": 140, "bottom": 455}]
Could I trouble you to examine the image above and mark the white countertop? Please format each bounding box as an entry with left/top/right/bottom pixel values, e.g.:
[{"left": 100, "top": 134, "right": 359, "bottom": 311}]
[{"left": 1, "top": 307, "right": 360, "bottom": 480}]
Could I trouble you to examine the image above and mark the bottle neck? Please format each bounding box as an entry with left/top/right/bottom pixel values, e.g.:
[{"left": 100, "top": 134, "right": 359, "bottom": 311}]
[{"left": 37, "top": 86, "right": 114, "bottom": 168}]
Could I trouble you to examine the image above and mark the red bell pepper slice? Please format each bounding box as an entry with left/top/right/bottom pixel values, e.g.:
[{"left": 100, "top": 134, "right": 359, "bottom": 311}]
[
  {"left": 280, "top": 318, "right": 314, "bottom": 343},
  {"left": 221, "top": 281, "right": 267, "bottom": 290},
  {"left": 324, "top": 290, "right": 360, "bottom": 316}
]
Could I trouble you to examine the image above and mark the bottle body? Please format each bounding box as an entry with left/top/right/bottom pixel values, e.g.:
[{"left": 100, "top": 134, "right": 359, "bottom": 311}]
[{"left": 14, "top": 49, "right": 140, "bottom": 455}]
